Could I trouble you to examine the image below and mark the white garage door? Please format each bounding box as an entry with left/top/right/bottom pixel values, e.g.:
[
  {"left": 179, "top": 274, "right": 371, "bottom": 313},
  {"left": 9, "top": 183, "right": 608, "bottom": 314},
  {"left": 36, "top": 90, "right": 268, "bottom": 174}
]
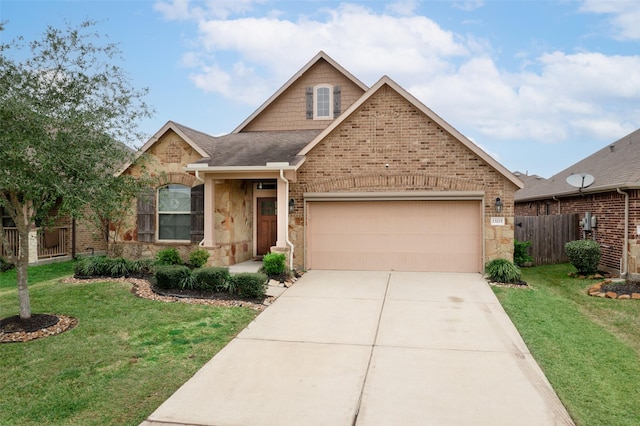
[{"left": 306, "top": 200, "right": 482, "bottom": 272}]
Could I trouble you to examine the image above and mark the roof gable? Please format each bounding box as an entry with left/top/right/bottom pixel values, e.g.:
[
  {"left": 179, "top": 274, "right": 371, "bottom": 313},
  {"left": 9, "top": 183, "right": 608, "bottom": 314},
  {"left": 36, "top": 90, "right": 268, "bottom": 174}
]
[
  {"left": 116, "top": 120, "right": 213, "bottom": 175},
  {"left": 233, "top": 51, "right": 368, "bottom": 133},
  {"left": 297, "top": 76, "right": 523, "bottom": 189}
]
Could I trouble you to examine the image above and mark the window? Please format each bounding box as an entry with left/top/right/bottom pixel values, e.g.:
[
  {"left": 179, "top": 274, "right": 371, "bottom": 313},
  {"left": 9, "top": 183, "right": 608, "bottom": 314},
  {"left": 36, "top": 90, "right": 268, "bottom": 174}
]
[
  {"left": 158, "top": 184, "right": 191, "bottom": 240},
  {"left": 315, "top": 85, "right": 331, "bottom": 119},
  {"left": 307, "top": 85, "right": 341, "bottom": 120}
]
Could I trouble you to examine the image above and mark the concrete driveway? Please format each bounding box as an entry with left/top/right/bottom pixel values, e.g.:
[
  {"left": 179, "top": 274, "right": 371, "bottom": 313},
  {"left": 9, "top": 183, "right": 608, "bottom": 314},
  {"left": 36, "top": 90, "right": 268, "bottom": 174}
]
[{"left": 141, "top": 270, "right": 574, "bottom": 426}]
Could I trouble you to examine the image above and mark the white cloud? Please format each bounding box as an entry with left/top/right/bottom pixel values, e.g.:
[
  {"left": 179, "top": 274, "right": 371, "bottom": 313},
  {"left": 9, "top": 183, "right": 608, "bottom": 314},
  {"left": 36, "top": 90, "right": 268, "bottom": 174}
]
[
  {"left": 385, "top": 0, "right": 419, "bottom": 16},
  {"left": 580, "top": 0, "right": 640, "bottom": 40},
  {"left": 452, "top": 1, "right": 485, "bottom": 12},
  {"left": 156, "top": 0, "right": 640, "bottom": 152},
  {"left": 154, "top": 0, "right": 265, "bottom": 21}
]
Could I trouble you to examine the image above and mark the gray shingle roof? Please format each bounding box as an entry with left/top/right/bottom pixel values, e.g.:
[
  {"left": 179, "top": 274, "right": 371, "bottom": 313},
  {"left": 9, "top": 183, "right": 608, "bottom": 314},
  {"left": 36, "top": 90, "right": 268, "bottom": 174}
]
[
  {"left": 187, "top": 129, "right": 322, "bottom": 167},
  {"left": 515, "top": 128, "right": 640, "bottom": 201}
]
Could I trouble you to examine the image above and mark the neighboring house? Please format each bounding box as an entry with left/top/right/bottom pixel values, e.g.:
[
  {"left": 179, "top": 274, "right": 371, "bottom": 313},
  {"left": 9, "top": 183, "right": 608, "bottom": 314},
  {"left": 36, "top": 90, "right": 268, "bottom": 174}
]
[
  {"left": 1, "top": 205, "right": 106, "bottom": 264},
  {"left": 515, "top": 128, "right": 640, "bottom": 277},
  {"left": 112, "top": 51, "right": 522, "bottom": 273}
]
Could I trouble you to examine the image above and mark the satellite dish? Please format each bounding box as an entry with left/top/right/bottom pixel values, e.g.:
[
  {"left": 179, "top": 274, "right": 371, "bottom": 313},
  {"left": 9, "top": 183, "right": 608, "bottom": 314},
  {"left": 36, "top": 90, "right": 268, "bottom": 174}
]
[{"left": 566, "top": 173, "right": 595, "bottom": 189}]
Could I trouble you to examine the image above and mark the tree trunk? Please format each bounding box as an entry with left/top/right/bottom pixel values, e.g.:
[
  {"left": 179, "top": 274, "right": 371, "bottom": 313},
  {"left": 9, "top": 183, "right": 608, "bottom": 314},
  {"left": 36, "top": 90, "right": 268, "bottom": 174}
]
[{"left": 17, "top": 226, "right": 31, "bottom": 320}]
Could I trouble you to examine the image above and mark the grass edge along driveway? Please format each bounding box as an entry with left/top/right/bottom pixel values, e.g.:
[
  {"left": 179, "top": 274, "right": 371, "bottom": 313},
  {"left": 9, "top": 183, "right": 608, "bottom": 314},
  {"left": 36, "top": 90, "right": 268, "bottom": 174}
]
[
  {"left": 493, "top": 263, "right": 640, "bottom": 426},
  {"left": 0, "top": 261, "right": 258, "bottom": 425}
]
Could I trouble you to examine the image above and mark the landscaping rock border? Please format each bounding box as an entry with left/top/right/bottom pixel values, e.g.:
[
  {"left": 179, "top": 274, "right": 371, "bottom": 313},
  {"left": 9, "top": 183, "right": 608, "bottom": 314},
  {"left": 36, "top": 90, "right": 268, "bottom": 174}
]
[{"left": 587, "top": 280, "right": 640, "bottom": 299}]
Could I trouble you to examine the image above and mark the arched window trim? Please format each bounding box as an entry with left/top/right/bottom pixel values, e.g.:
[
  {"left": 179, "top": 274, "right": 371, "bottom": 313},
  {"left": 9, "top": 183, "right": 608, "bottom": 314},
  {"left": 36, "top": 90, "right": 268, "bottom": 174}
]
[{"left": 313, "top": 84, "right": 333, "bottom": 120}]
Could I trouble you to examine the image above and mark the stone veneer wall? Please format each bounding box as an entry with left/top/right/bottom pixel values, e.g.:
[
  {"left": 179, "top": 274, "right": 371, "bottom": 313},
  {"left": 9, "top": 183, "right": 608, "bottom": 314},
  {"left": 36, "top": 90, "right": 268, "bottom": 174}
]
[
  {"left": 110, "top": 130, "right": 254, "bottom": 267},
  {"left": 516, "top": 190, "right": 640, "bottom": 276},
  {"left": 288, "top": 84, "right": 518, "bottom": 271}
]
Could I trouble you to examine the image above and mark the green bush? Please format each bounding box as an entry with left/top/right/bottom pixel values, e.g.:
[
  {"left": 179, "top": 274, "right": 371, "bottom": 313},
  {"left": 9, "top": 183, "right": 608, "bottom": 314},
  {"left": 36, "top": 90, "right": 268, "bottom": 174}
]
[
  {"left": 129, "top": 258, "right": 155, "bottom": 277},
  {"left": 73, "top": 258, "right": 91, "bottom": 277},
  {"left": 188, "top": 249, "right": 210, "bottom": 269},
  {"left": 485, "top": 258, "right": 521, "bottom": 283},
  {"left": 192, "top": 267, "right": 230, "bottom": 292},
  {"left": 86, "top": 256, "right": 111, "bottom": 277},
  {"left": 154, "top": 265, "right": 190, "bottom": 290},
  {"left": 155, "top": 248, "right": 183, "bottom": 266},
  {"left": 108, "top": 257, "right": 130, "bottom": 277},
  {"left": 565, "top": 239, "right": 601, "bottom": 275},
  {"left": 230, "top": 273, "right": 268, "bottom": 298},
  {"left": 514, "top": 239, "right": 534, "bottom": 267},
  {"left": 263, "top": 252, "right": 286, "bottom": 276},
  {"left": 0, "top": 256, "right": 14, "bottom": 272}
]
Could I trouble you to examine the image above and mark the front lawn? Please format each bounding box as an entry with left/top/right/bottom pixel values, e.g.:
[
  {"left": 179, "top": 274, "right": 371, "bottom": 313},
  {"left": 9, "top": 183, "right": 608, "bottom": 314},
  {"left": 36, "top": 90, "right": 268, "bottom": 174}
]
[
  {"left": 0, "top": 261, "right": 257, "bottom": 425},
  {"left": 493, "top": 264, "right": 640, "bottom": 426}
]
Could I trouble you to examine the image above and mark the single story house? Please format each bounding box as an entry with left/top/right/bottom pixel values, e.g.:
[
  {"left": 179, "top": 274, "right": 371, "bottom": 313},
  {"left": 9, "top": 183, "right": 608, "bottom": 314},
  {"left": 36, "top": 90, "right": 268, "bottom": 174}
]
[
  {"left": 515, "top": 128, "right": 640, "bottom": 277},
  {"left": 112, "top": 51, "right": 522, "bottom": 273}
]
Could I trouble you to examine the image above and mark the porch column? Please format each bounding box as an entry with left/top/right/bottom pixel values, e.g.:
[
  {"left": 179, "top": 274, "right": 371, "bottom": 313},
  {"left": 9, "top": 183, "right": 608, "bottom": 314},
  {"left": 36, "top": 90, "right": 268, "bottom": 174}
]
[
  {"left": 275, "top": 176, "right": 288, "bottom": 247},
  {"left": 202, "top": 175, "right": 216, "bottom": 247}
]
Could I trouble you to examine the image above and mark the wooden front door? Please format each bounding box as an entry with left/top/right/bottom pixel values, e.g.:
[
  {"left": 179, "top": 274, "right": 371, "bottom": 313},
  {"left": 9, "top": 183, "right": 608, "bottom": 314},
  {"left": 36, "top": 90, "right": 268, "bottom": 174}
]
[{"left": 257, "top": 197, "right": 277, "bottom": 256}]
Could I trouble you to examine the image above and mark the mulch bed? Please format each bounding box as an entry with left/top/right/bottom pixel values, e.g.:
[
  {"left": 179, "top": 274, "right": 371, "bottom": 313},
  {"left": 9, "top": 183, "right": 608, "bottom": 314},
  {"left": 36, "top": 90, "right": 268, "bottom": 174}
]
[
  {"left": 601, "top": 282, "right": 640, "bottom": 295},
  {"left": 1, "top": 276, "right": 274, "bottom": 344}
]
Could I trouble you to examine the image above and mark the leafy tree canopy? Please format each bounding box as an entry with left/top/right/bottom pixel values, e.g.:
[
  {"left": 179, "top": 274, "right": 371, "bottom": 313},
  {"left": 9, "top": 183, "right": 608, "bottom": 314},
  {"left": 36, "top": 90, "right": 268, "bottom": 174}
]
[{"left": 0, "top": 20, "right": 154, "bottom": 318}]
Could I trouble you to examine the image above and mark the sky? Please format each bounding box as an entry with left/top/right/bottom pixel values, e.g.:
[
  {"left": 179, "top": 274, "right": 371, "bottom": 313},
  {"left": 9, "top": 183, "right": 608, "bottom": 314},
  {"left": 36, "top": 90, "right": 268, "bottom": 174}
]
[{"left": 1, "top": 0, "right": 639, "bottom": 178}]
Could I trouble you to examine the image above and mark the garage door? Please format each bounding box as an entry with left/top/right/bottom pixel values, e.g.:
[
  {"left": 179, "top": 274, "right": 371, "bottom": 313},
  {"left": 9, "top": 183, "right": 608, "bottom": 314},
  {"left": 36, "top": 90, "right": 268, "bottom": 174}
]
[{"left": 306, "top": 200, "right": 482, "bottom": 272}]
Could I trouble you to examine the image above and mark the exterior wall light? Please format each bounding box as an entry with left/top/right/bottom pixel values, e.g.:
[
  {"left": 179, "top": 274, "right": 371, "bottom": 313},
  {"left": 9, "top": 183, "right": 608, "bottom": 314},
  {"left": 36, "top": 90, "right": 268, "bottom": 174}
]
[
  {"left": 289, "top": 198, "right": 295, "bottom": 213},
  {"left": 495, "top": 197, "right": 503, "bottom": 213}
]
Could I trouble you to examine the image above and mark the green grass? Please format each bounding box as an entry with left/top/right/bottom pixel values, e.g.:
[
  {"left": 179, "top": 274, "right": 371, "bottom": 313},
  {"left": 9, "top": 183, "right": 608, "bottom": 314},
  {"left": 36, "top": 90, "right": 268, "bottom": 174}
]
[
  {"left": 493, "top": 264, "right": 640, "bottom": 426},
  {"left": 0, "top": 261, "right": 258, "bottom": 425}
]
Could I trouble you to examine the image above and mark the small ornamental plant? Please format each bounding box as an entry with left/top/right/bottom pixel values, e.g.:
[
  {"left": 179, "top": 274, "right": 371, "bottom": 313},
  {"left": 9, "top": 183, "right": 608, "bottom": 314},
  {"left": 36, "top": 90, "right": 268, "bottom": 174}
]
[{"left": 485, "top": 258, "right": 522, "bottom": 284}]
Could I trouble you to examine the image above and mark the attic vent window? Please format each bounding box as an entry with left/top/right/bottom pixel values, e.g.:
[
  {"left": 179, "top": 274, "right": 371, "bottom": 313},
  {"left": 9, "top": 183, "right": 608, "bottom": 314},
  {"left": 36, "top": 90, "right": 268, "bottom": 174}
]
[
  {"left": 307, "top": 85, "right": 341, "bottom": 120},
  {"left": 165, "top": 141, "right": 183, "bottom": 163}
]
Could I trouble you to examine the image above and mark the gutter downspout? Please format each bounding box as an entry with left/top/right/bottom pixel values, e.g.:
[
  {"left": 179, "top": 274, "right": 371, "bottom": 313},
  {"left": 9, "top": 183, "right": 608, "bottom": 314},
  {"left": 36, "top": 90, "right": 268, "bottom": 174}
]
[
  {"left": 617, "top": 188, "right": 629, "bottom": 278},
  {"left": 279, "top": 169, "right": 295, "bottom": 271}
]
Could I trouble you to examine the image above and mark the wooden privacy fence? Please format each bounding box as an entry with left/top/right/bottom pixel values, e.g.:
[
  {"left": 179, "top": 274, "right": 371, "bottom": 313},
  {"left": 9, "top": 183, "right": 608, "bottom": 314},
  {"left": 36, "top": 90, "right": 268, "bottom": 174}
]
[{"left": 515, "top": 214, "right": 579, "bottom": 265}]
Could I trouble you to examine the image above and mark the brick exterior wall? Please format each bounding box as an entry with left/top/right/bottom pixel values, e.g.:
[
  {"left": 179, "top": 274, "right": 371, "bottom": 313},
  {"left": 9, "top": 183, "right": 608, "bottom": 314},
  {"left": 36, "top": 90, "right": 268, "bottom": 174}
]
[
  {"left": 289, "top": 84, "right": 519, "bottom": 270},
  {"left": 242, "top": 59, "right": 366, "bottom": 132},
  {"left": 515, "top": 190, "right": 640, "bottom": 275}
]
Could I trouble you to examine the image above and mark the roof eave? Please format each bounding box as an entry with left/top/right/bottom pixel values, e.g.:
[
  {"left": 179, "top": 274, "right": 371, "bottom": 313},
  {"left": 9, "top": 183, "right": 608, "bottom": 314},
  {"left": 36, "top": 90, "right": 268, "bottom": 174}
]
[{"left": 516, "top": 182, "right": 640, "bottom": 202}]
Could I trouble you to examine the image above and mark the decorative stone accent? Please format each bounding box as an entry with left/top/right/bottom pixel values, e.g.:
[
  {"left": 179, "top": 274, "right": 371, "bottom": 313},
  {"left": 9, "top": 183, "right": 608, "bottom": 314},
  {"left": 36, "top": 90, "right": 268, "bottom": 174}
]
[
  {"left": 588, "top": 280, "right": 640, "bottom": 300},
  {"left": 605, "top": 291, "right": 618, "bottom": 299}
]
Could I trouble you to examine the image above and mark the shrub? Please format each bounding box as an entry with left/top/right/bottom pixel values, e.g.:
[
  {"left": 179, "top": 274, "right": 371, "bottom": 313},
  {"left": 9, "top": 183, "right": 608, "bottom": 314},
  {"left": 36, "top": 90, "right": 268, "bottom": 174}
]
[
  {"left": 514, "top": 240, "right": 534, "bottom": 267},
  {"left": 155, "top": 248, "right": 183, "bottom": 266},
  {"left": 86, "top": 256, "right": 111, "bottom": 277},
  {"left": 230, "top": 273, "right": 268, "bottom": 298},
  {"left": 188, "top": 249, "right": 210, "bottom": 269},
  {"left": 565, "top": 239, "right": 601, "bottom": 275},
  {"left": 192, "top": 267, "right": 230, "bottom": 292},
  {"left": 263, "top": 252, "right": 286, "bottom": 276},
  {"left": 485, "top": 258, "right": 521, "bottom": 283},
  {"left": 0, "top": 256, "right": 14, "bottom": 272},
  {"left": 129, "top": 258, "right": 155, "bottom": 277},
  {"left": 108, "top": 257, "right": 130, "bottom": 277},
  {"left": 154, "top": 265, "right": 190, "bottom": 290},
  {"left": 73, "top": 258, "right": 91, "bottom": 277}
]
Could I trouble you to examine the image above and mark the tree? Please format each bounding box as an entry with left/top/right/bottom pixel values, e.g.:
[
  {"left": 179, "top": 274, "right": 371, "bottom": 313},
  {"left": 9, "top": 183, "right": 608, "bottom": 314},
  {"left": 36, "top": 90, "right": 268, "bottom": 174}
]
[{"left": 0, "top": 21, "right": 153, "bottom": 319}]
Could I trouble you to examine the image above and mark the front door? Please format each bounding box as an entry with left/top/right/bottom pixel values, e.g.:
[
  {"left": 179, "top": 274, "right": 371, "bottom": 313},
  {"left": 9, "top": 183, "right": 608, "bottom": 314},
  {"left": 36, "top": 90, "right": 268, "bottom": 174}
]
[{"left": 257, "top": 197, "right": 277, "bottom": 256}]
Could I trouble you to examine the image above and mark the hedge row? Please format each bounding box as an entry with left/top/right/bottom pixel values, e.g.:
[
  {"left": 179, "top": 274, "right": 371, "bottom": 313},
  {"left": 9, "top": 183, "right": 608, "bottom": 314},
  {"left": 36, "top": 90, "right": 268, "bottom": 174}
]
[{"left": 154, "top": 265, "right": 267, "bottom": 298}]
